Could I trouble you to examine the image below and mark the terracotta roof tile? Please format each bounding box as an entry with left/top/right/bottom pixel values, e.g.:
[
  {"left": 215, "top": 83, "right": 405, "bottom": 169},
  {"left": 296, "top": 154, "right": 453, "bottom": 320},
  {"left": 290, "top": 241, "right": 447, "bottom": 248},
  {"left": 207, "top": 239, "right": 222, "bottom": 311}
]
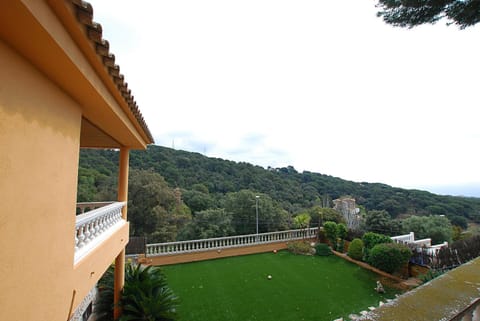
[{"left": 69, "top": 0, "right": 154, "bottom": 144}]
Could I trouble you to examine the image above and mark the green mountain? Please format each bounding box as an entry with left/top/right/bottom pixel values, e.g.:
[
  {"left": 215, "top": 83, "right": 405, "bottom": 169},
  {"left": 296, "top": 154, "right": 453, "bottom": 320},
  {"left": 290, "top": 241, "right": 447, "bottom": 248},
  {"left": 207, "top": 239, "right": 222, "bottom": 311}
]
[{"left": 78, "top": 145, "right": 480, "bottom": 223}]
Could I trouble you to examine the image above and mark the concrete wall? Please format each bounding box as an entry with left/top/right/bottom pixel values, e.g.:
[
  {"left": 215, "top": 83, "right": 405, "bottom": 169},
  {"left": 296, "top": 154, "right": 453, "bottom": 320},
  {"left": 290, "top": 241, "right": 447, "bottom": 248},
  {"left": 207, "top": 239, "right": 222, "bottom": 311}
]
[
  {"left": 0, "top": 2, "right": 150, "bottom": 320},
  {"left": 0, "top": 39, "right": 82, "bottom": 321},
  {"left": 0, "top": 38, "right": 123, "bottom": 321}
]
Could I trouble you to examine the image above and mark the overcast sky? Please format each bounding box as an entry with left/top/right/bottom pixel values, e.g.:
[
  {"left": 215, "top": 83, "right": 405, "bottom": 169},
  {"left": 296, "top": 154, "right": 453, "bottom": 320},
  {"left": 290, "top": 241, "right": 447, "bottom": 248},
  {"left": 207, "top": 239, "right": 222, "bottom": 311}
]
[{"left": 89, "top": 0, "right": 480, "bottom": 197}]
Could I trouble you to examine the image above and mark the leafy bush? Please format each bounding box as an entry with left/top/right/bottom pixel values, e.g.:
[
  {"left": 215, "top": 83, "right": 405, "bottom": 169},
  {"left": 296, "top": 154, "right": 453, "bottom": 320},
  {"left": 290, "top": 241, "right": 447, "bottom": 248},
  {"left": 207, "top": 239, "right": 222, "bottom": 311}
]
[
  {"left": 323, "top": 221, "right": 338, "bottom": 247},
  {"left": 287, "top": 241, "right": 312, "bottom": 255},
  {"left": 362, "top": 232, "right": 392, "bottom": 260},
  {"left": 335, "top": 223, "right": 348, "bottom": 252},
  {"left": 418, "top": 269, "right": 445, "bottom": 283},
  {"left": 315, "top": 243, "right": 332, "bottom": 256},
  {"left": 336, "top": 223, "right": 348, "bottom": 240},
  {"left": 95, "top": 263, "right": 178, "bottom": 321},
  {"left": 368, "top": 243, "right": 412, "bottom": 274},
  {"left": 347, "top": 238, "right": 364, "bottom": 261},
  {"left": 402, "top": 215, "right": 453, "bottom": 244}
]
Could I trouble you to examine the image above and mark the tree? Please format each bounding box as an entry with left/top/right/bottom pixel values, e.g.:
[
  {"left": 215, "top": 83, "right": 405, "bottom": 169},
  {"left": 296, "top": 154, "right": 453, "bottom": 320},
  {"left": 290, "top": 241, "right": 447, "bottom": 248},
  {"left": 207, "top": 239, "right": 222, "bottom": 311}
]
[
  {"left": 308, "top": 206, "right": 345, "bottom": 227},
  {"left": 376, "top": 0, "right": 480, "bottom": 29},
  {"left": 364, "top": 210, "right": 402, "bottom": 236},
  {"left": 224, "top": 190, "right": 289, "bottom": 235},
  {"left": 336, "top": 223, "right": 348, "bottom": 252},
  {"left": 402, "top": 215, "right": 453, "bottom": 244},
  {"left": 128, "top": 169, "right": 191, "bottom": 242},
  {"left": 293, "top": 213, "right": 311, "bottom": 230},
  {"left": 293, "top": 213, "right": 311, "bottom": 240},
  {"left": 178, "top": 209, "right": 234, "bottom": 240},
  {"left": 323, "top": 221, "right": 338, "bottom": 248},
  {"left": 448, "top": 215, "right": 468, "bottom": 229},
  {"left": 182, "top": 189, "right": 214, "bottom": 213},
  {"left": 79, "top": 146, "right": 480, "bottom": 224}
]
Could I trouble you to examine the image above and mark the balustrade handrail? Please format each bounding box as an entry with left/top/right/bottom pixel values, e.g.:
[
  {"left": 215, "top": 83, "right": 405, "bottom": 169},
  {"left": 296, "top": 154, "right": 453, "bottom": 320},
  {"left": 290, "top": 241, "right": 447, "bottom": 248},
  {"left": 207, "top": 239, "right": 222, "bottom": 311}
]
[
  {"left": 391, "top": 232, "right": 415, "bottom": 243},
  {"left": 148, "top": 227, "right": 318, "bottom": 247},
  {"left": 74, "top": 201, "right": 126, "bottom": 263},
  {"left": 76, "top": 201, "right": 115, "bottom": 214},
  {"left": 75, "top": 202, "right": 125, "bottom": 228},
  {"left": 146, "top": 227, "right": 318, "bottom": 256}
]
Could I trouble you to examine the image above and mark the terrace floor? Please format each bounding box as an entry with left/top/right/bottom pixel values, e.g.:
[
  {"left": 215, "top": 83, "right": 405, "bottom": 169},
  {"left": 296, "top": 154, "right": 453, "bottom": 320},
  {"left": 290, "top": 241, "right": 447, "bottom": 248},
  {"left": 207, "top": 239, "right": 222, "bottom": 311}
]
[
  {"left": 162, "top": 251, "right": 401, "bottom": 321},
  {"left": 359, "top": 256, "right": 480, "bottom": 321}
]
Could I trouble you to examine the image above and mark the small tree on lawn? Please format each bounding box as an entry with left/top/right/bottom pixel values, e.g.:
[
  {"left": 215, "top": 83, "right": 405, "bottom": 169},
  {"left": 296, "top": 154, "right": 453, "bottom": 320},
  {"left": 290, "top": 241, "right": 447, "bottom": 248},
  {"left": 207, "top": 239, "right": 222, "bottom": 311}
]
[
  {"left": 362, "top": 232, "right": 393, "bottom": 261},
  {"left": 323, "top": 221, "right": 338, "bottom": 249},
  {"left": 348, "top": 238, "right": 364, "bottom": 261},
  {"left": 336, "top": 223, "right": 348, "bottom": 252}
]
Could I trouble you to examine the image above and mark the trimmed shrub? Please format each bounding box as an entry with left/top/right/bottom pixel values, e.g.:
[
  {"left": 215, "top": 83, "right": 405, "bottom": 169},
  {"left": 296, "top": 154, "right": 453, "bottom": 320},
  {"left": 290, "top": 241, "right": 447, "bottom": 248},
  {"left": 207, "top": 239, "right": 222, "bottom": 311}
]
[
  {"left": 362, "top": 232, "right": 393, "bottom": 260},
  {"left": 336, "top": 223, "right": 348, "bottom": 240},
  {"left": 368, "top": 243, "right": 412, "bottom": 274},
  {"left": 315, "top": 243, "right": 333, "bottom": 256},
  {"left": 347, "top": 238, "right": 364, "bottom": 261},
  {"left": 323, "top": 221, "right": 338, "bottom": 247},
  {"left": 287, "top": 241, "right": 312, "bottom": 255},
  {"left": 336, "top": 223, "right": 348, "bottom": 252}
]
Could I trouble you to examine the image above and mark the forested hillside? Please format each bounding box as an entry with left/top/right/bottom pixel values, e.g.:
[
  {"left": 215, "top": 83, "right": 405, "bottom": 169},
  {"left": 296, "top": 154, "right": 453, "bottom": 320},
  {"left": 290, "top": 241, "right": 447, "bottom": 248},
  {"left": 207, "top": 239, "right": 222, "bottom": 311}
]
[{"left": 78, "top": 145, "right": 480, "bottom": 242}]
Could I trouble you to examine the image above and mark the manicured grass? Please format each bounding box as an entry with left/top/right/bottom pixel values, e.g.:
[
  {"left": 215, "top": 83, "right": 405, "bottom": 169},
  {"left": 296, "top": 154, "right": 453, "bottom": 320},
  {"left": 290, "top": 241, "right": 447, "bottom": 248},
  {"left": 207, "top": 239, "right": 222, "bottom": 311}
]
[{"left": 161, "top": 251, "right": 400, "bottom": 321}]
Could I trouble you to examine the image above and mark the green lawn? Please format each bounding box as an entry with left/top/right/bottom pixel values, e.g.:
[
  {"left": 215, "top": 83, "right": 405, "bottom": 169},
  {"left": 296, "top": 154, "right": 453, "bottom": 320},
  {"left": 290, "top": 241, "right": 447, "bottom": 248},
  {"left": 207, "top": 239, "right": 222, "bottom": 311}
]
[{"left": 161, "top": 251, "right": 400, "bottom": 321}]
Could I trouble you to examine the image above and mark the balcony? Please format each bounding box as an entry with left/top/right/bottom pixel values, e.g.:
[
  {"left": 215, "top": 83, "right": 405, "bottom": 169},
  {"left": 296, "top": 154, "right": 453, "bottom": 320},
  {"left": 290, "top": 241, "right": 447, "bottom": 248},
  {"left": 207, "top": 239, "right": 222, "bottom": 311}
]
[{"left": 75, "top": 201, "right": 127, "bottom": 264}]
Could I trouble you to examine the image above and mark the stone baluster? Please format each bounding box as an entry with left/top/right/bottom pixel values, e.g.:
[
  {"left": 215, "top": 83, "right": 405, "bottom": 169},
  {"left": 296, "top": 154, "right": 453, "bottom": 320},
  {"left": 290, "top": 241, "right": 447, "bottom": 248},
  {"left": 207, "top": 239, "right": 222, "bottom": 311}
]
[{"left": 84, "top": 223, "right": 92, "bottom": 245}]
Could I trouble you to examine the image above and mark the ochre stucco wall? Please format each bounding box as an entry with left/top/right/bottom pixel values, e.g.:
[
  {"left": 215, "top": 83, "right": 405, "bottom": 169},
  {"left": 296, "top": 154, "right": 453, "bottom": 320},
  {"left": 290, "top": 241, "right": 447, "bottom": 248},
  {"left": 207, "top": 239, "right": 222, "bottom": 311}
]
[
  {"left": 0, "top": 39, "right": 118, "bottom": 321},
  {"left": 73, "top": 222, "right": 129, "bottom": 306}
]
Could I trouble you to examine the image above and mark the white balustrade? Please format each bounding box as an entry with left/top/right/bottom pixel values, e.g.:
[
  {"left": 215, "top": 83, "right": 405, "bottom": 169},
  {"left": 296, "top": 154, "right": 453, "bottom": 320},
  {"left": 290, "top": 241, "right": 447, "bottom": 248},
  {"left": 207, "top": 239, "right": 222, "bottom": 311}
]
[
  {"left": 76, "top": 201, "right": 115, "bottom": 214},
  {"left": 146, "top": 227, "right": 318, "bottom": 256},
  {"left": 74, "top": 202, "right": 125, "bottom": 263},
  {"left": 391, "top": 232, "right": 448, "bottom": 254},
  {"left": 413, "top": 238, "right": 432, "bottom": 247},
  {"left": 391, "top": 232, "right": 415, "bottom": 244},
  {"left": 424, "top": 241, "right": 449, "bottom": 255}
]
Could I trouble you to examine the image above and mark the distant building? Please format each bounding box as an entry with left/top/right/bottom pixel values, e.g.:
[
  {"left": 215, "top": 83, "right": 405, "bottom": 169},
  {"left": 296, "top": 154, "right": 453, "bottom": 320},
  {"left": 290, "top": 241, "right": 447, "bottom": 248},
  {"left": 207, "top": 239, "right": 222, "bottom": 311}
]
[{"left": 333, "top": 197, "right": 361, "bottom": 229}]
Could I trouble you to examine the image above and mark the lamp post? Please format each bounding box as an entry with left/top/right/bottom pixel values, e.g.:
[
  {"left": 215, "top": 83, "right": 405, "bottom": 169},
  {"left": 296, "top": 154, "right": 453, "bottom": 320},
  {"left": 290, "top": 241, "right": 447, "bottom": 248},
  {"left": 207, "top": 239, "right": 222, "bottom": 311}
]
[{"left": 255, "top": 195, "right": 260, "bottom": 240}]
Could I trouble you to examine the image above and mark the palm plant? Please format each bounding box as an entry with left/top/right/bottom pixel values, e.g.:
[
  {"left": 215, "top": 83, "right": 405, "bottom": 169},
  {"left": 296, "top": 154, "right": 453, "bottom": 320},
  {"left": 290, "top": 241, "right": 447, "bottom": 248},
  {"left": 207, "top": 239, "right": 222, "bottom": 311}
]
[
  {"left": 120, "top": 264, "right": 178, "bottom": 321},
  {"left": 94, "top": 263, "right": 178, "bottom": 321}
]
